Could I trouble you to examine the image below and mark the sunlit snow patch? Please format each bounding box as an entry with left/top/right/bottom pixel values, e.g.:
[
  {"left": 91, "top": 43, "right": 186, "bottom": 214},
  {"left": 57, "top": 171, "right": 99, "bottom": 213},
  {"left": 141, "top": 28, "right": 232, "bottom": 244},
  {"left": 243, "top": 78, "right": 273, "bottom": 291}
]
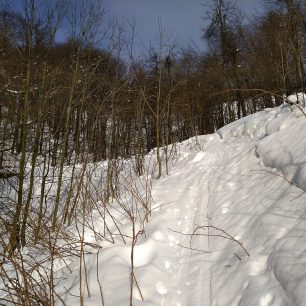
[{"left": 155, "top": 281, "right": 168, "bottom": 295}]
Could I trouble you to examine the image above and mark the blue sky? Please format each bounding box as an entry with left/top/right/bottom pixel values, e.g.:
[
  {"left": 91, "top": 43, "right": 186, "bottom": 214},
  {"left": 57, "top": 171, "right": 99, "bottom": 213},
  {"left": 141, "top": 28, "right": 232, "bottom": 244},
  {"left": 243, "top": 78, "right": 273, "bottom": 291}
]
[
  {"left": 103, "top": 0, "right": 263, "bottom": 54},
  {"left": 5, "top": 0, "right": 263, "bottom": 55}
]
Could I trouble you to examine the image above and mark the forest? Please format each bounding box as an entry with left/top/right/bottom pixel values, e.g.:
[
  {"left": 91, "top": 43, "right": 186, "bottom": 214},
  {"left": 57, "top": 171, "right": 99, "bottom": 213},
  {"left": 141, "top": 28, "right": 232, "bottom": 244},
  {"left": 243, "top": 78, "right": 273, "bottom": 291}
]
[{"left": 0, "top": 0, "right": 305, "bottom": 305}]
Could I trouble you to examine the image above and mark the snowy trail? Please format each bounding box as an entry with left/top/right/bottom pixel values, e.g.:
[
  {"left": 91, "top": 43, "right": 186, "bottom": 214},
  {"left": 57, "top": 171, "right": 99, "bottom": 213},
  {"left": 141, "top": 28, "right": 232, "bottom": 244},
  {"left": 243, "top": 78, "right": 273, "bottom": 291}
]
[
  {"left": 57, "top": 96, "right": 306, "bottom": 306},
  {"left": 134, "top": 102, "right": 306, "bottom": 306},
  {"left": 142, "top": 155, "right": 216, "bottom": 306},
  {"left": 136, "top": 141, "right": 248, "bottom": 306}
]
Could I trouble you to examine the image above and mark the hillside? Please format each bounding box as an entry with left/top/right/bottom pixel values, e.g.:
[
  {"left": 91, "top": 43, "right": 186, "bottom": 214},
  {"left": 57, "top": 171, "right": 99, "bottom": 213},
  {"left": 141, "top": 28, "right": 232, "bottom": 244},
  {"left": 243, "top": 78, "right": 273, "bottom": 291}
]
[
  {"left": 50, "top": 94, "right": 306, "bottom": 306},
  {"left": 1, "top": 1, "right": 306, "bottom": 304}
]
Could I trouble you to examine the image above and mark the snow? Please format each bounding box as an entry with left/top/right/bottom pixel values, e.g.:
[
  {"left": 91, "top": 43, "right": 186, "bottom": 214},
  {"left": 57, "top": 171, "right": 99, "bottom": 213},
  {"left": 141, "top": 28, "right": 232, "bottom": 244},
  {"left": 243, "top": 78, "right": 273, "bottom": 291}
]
[{"left": 8, "top": 94, "right": 306, "bottom": 305}]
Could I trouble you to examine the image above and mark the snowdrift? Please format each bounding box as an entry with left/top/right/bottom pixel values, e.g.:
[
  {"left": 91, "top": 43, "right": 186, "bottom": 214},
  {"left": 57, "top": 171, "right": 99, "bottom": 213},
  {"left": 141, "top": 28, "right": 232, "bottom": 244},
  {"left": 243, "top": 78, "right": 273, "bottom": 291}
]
[{"left": 56, "top": 94, "right": 306, "bottom": 306}]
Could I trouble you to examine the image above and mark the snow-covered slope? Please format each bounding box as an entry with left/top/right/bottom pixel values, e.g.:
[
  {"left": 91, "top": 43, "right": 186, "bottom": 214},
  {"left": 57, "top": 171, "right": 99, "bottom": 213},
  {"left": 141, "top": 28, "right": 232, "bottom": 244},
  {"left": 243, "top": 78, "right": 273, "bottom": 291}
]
[{"left": 57, "top": 95, "right": 306, "bottom": 306}]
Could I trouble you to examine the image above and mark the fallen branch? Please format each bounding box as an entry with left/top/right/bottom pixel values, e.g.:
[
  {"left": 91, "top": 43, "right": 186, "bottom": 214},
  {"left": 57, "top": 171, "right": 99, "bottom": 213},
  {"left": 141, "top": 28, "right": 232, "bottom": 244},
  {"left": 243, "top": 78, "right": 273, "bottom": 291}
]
[{"left": 169, "top": 224, "right": 250, "bottom": 257}]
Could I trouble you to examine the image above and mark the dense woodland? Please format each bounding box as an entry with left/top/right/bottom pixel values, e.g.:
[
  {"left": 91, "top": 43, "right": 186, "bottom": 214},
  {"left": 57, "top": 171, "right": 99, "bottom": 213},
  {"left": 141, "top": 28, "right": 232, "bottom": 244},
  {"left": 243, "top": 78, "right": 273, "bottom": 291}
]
[{"left": 0, "top": 0, "right": 305, "bottom": 304}]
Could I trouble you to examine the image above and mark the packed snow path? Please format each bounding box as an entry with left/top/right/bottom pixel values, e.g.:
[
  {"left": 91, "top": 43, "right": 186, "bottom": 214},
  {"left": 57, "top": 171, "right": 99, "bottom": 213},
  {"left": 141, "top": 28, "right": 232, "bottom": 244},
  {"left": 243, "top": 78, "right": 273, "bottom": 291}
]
[{"left": 58, "top": 96, "right": 306, "bottom": 306}]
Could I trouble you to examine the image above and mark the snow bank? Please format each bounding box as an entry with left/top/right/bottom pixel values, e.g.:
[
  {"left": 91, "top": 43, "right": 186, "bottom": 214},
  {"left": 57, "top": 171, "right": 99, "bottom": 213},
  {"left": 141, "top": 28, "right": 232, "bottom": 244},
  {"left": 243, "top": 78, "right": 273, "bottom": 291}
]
[{"left": 55, "top": 94, "right": 306, "bottom": 306}]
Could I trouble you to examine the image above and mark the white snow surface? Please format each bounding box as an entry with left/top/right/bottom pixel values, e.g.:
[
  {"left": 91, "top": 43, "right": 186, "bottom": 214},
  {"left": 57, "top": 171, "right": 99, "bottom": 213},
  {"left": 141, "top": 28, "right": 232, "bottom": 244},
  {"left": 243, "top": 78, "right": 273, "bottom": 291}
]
[{"left": 57, "top": 96, "right": 306, "bottom": 306}]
